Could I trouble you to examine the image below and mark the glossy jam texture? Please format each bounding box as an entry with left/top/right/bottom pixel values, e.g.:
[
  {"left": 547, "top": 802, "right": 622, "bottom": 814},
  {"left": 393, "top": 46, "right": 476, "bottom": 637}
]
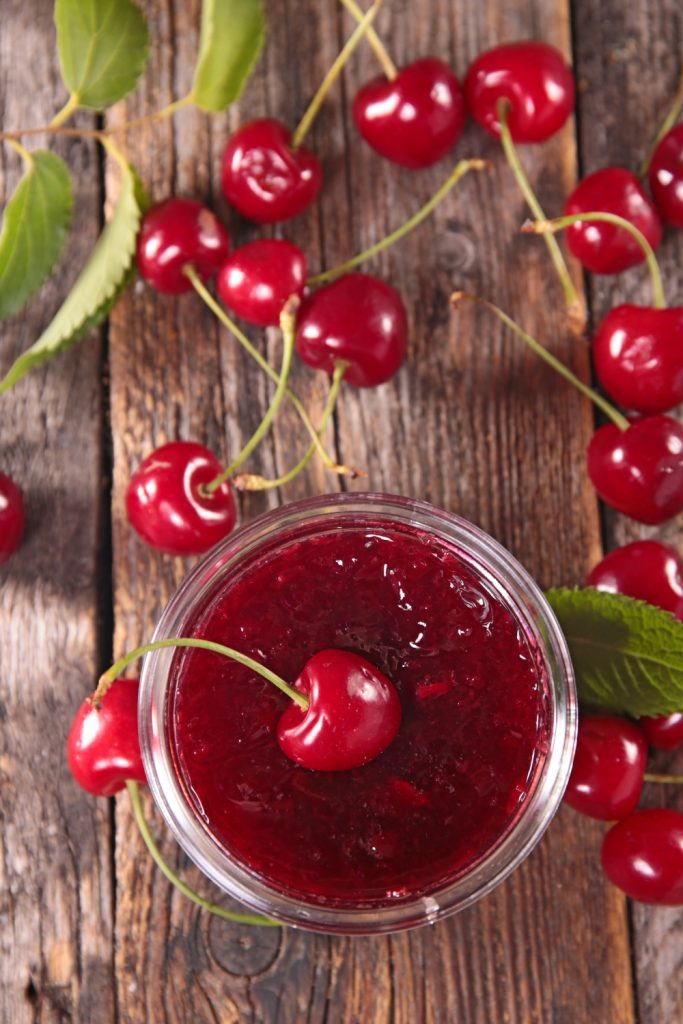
[{"left": 168, "top": 523, "right": 550, "bottom": 907}]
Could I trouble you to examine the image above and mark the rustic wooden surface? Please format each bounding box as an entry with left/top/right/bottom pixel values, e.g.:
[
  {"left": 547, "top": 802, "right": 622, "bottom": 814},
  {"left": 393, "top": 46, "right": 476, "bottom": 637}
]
[{"left": 1, "top": 0, "right": 681, "bottom": 1021}]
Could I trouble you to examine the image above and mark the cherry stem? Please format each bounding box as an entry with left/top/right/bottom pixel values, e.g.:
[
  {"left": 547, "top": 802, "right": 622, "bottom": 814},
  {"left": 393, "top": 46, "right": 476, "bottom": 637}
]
[
  {"left": 308, "top": 158, "right": 487, "bottom": 286},
  {"left": 94, "top": 637, "right": 308, "bottom": 710},
  {"left": 202, "top": 297, "right": 298, "bottom": 493},
  {"left": 233, "top": 361, "right": 349, "bottom": 491},
  {"left": 450, "top": 291, "right": 630, "bottom": 431},
  {"left": 339, "top": 0, "right": 398, "bottom": 80},
  {"left": 523, "top": 213, "right": 667, "bottom": 310},
  {"left": 496, "top": 100, "right": 583, "bottom": 327},
  {"left": 290, "top": 0, "right": 383, "bottom": 150},
  {"left": 126, "top": 781, "right": 279, "bottom": 927},
  {"left": 639, "top": 66, "right": 683, "bottom": 177},
  {"left": 184, "top": 267, "right": 344, "bottom": 474},
  {"left": 643, "top": 772, "right": 683, "bottom": 785}
]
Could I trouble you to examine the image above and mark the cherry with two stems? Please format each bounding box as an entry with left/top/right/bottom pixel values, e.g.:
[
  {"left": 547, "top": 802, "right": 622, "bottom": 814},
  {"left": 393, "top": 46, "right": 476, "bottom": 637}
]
[
  {"left": 0, "top": 472, "right": 25, "bottom": 564},
  {"left": 563, "top": 714, "right": 647, "bottom": 821},
  {"left": 136, "top": 197, "right": 230, "bottom": 294}
]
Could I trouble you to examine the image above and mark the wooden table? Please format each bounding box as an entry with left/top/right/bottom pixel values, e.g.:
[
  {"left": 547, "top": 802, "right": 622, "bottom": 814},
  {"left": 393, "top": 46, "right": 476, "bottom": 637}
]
[{"left": 2, "top": 1, "right": 682, "bottom": 1021}]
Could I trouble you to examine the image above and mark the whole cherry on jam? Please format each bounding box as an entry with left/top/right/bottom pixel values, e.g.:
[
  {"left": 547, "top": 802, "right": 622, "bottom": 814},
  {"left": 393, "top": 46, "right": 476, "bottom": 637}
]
[
  {"left": 0, "top": 472, "right": 25, "bottom": 564},
  {"left": 295, "top": 272, "right": 407, "bottom": 387},
  {"left": 352, "top": 57, "right": 466, "bottom": 169},
  {"left": 67, "top": 677, "right": 146, "bottom": 796},
  {"left": 586, "top": 415, "right": 683, "bottom": 524},
  {"left": 221, "top": 118, "right": 322, "bottom": 224},
  {"left": 563, "top": 168, "right": 663, "bottom": 274},
  {"left": 601, "top": 808, "right": 683, "bottom": 905},
  {"left": 277, "top": 649, "right": 402, "bottom": 771},
  {"left": 587, "top": 540, "right": 683, "bottom": 619},
  {"left": 640, "top": 712, "right": 683, "bottom": 751},
  {"left": 593, "top": 305, "right": 683, "bottom": 415},
  {"left": 463, "top": 41, "right": 575, "bottom": 142},
  {"left": 126, "top": 441, "right": 236, "bottom": 556},
  {"left": 649, "top": 123, "right": 683, "bottom": 228},
  {"left": 136, "top": 198, "right": 230, "bottom": 294},
  {"left": 217, "top": 239, "right": 307, "bottom": 327},
  {"left": 563, "top": 715, "right": 647, "bottom": 820}
]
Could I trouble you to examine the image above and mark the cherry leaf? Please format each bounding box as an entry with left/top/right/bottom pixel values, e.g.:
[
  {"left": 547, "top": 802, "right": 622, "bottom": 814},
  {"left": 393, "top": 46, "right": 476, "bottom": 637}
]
[
  {"left": 0, "top": 156, "right": 147, "bottom": 393},
  {"left": 546, "top": 587, "right": 683, "bottom": 717},
  {"left": 55, "top": 0, "right": 150, "bottom": 110},
  {"left": 0, "top": 150, "right": 72, "bottom": 319},
  {"left": 190, "top": 0, "right": 266, "bottom": 112}
]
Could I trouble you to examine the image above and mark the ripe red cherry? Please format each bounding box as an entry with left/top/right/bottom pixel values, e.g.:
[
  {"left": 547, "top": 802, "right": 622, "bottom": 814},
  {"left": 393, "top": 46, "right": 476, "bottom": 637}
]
[
  {"left": 221, "top": 118, "right": 322, "bottom": 224},
  {"left": 593, "top": 305, "right": 683, "bottom": 415},
  {"left": 586, "top": 416, "right": 683, "bottom": 524},
  {"left": 640, "top": 712, "right": 683, "bottom": 751},
  {"left": 564, "top": 715, "right": 647, "bottom": 820},
  {"left": 136, "top": 197, "right": 230, "bottom": 294},
  {"left": 601, "top": 809, "right": 683, "bottom": 905},
  {"left": 352, "top": 57, "right": 466, "bottom": 169},
  {"left": 277, "top": 649, "right": 402, "bottom": 771},
  {"left": 217, "top": 239, "right": 307, "bottom": 327},
  {"left": 0, "top": 472, "right": 25, "bottom": 564},
  {"left": 587, "top": 540, "right": 683, "bottom": 619},
  {"left": 126, "top": 441, "right": 236, "bottom": 556},
  {"left": 649, "top": 123, "right": 683, "bottom": 228},
  {"left": 295, "top": 272, "right": 407, "bottom": 387},
  {"left": 67, "top": 678, "right": 146, "bottom": 796},
  {"left": 563, "top": 168, "right": 663, "bottom": 274},
  {"left": 463, "top": 41, "right": 574, "bottom": 142}
]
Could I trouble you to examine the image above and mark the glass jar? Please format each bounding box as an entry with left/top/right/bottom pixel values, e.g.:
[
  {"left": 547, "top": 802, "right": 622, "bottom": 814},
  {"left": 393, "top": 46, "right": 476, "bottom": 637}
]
[{"left": 139, "top": 493, "right": 576, "bottom": 934}]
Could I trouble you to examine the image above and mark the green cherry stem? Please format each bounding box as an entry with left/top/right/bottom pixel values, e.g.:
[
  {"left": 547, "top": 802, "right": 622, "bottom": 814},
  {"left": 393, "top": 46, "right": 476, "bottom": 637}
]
[
  {"left": 234, "top": 361, "right": 349, "bottom": 491},
  {"left": 643, "top": 772, "right": 683, "bottom": 784},
  {"left": 450, "top": 292, "right": 630, "bottom": 431},
  {"left": 339, "top": 0, "right": 398, "bottom": 79},
  {"left": 522, "top": 212, "right": 667, "bottom": 310},
  {"left": 496, "top": 99, "right": 583, "bottom": 327},
  {"left": 126, "top": 781, "right": 279, "bottom": 927},
  {"left": 308, "top": 158, "right": 487, "bottom": 286},
  {"left": 290, "top": 0, "right": 383, "bottom": 150},
  {"left": 639, "top": 67, "right": 683, "bottom": 177}
]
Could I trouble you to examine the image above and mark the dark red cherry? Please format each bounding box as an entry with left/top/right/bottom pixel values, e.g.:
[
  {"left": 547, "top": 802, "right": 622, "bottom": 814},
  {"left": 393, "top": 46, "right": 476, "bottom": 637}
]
[
  {"left": 601, "top": 809, "right": 683, "bottom": 905},
  {"left": 126, "top": 441, "right": 236, "bottom": 556},
  {"left": 136, "top": 198, "right": 230, "bottom": 294},
  {"left": 0, "top": 472, "right": 25, "bottom": 564},
  {"left": 564, "top": 168, "right": 663, "bottom": 274},
  {"left": 564, "top": 714, "right": 647, "bottom": 820},
  {"left": 277, "top": 649, "right": 402, "bottom": 771},
  {"left": 649, "top": 123, "right": 683, "bottom": 228},
  {"left": 295, "top": 272, "right": 407, "bottom": 387},
  {"left": 640, "top": 712, "right": 683, "bottom": 751},
  {"left": 217, "top": 239, "right": 307, "bottom": 327},
  {"left": 352, "top": 57, "right": 466, "bottom": 169},
  {"left": 586, "top": 415, "right": 683, "bottom": 524},
  {"left": 593, "top": 305, "right": 683, "bottom": 415},
  {"left": 221, "top": 118, "right": 322, "bottom": 224},
  {"left": 67, "top": 677, "right": 146, "bottom": 796},
  {"left": 587, "top": 540, "right": 683, "bottom": 619},
  {"left": 463, "top": 41, "right": 574, "bottom": 143}
]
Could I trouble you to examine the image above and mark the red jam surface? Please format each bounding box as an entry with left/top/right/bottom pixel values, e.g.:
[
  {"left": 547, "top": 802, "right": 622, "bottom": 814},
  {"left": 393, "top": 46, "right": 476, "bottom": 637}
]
[{"left": 168, "top": 521, "right": 550, "bottom": 907}]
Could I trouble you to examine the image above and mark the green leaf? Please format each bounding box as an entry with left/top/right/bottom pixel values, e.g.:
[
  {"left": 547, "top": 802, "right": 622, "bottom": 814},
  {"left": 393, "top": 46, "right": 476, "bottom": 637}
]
[
  {"left": 0, "top": 157, "right": 147, "bottom": 393},
  {"left": 0, "top": 150, "right": 73, "bottom": 319},
  {"left": 54, "top": 0, "right": 150, "bottom": 110},
  {"left": 546, "top": 587, "right": 683, "bottom": 717},
  {"left": 190, "top": 0, "right": 266, "bottom": 112}
]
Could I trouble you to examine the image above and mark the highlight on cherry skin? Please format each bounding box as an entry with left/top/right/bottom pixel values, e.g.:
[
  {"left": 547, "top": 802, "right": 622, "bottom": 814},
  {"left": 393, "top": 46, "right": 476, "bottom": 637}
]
[
  {"left": 587, "top": 540, "right": 683, "bottom": 620},
  {"left": 126, "top": 441, "right": 236, "bottom": 556},
  {"left": 136, "top": 197, "right": 230, "bottom": 294},
  {"left": 601, "top": 808, "right": 683, "bottom": 906},
  {"left": 640, "top": 712, "right": 683, "bottom": 751},
  {"left": 563, "top": 714, "right": 647, "bottom": 821},
  {"left": 0, "top": 471, "right": 25, "bottom": 565},
  {"left": 217, "top": 239, "right": 308, "bottom": 327},
  {"left": 463, "top": 41, "right": 575, "bottom": 143},
  {"left": 352, "top": 57, "right": 466, "bottom": 169},
  {"left": 649, "top": 123, "right": 683, "bottom": 229},
  {"left": 67, "top": 678, "right": 146, "bottom": 797}
]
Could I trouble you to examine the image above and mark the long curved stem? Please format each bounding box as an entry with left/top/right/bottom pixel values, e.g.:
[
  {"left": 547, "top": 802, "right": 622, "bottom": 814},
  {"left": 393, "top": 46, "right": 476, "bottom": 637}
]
[
  {"left": 639, "top": 67, "right": 683, "bottom": 177},
  {"left": 450, "top": 292, "right": 630, "bottom": 431},
  {"left": 291, "top": 0, "right": 383, "bottom": 150},
  {"left": 496, "top": 100, "right": 583, "bottom": 324},
  {"left": 523, "top": 212, "right": 667, "bottom": 310},
  {"left": 308, "top": 158, "right": 487, "bottom": 286},
  {"left": 127, "top": 782, "right": 279, "bottom": 927},
  {"left": 339, "top": 0, "right": 397, "bottom": 79}
]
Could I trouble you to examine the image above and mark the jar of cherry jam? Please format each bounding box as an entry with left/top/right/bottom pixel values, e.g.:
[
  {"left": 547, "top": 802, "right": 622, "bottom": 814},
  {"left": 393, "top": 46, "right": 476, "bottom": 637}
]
[{"left": 139, "top": 493, "right": 576, "bottom": 934}]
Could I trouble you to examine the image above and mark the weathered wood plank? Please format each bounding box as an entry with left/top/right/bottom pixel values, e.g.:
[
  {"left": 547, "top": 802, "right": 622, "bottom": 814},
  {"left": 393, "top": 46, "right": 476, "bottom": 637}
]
[{"left": 0, "top": 3, "right": 113, "bottom": 1022}]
